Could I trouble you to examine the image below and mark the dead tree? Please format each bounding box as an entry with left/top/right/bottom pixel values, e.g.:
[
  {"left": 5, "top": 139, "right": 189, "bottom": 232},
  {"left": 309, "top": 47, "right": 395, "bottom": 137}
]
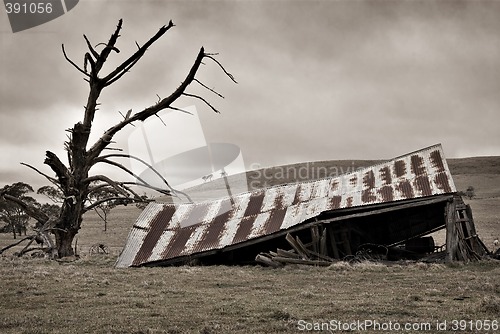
[{"left": 0, "top": 19, "right": 236, "bottom": 258}]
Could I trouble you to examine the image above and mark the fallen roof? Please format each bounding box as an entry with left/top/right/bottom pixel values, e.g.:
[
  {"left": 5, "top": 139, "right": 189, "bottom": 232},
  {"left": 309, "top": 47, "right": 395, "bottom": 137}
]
[{"left": 116, "top": 144, "right": 456, "bottom": 267}]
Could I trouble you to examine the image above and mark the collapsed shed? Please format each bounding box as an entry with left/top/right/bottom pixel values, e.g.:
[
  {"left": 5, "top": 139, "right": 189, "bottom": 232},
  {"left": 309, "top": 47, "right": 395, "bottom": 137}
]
[{"left": 115, "top": 144, "right": 488, "bottom": 267}]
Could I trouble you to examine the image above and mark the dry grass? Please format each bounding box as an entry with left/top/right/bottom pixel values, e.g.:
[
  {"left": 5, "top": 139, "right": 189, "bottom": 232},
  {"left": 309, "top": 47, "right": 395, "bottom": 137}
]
[
  {"left": 0, "top": 156, "right": 499, "bottom": 333},
  {"left": 0, "top": 257, "right": 498, "bottom": 334}
]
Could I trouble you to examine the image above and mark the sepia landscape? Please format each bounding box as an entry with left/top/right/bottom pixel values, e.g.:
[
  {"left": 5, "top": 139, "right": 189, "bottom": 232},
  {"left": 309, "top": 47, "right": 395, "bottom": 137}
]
[
  {"left": 0, "top": 156, "right": 498, "bottom": 333},
  {"left": 2, "top": 1, "right": 500, "bottom": 333}
]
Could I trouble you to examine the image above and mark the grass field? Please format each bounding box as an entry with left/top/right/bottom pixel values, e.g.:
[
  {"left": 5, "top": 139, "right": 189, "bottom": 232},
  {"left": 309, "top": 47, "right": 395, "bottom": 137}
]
[{"left": 0, "top": 156, "right": 499, "bottom": 333}]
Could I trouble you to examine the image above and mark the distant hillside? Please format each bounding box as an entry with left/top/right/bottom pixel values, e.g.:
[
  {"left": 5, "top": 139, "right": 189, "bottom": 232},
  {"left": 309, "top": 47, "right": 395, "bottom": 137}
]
[
  {"left": 162, "top": 156, "right": 500, "bottom": 204},
  {"left": 447, "top": 156, "right": 500, "bottom": 175}
]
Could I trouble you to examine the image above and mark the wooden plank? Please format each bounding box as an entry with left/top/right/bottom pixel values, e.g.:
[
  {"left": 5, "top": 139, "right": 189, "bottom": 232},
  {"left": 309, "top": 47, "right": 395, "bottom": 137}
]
[
  {"left": 308, "top": 249, "right": 335, "bottom": 262},
  {"left": 255, "top": 253, "right": 282, "bottom": 268},
  {"left": 319, "top": 227, "right": 327, "bottom": 257},
  {"left": 272, "top": 256, "right": 333, "bottom": 266},
  {"left": 445, "top": 200, "right": 457, "bottom": 262},
  {"left": 455, "top": 221, "right": 469, "bottom": 261},
  {"left": 295, "top": 235, "right": 312, "bottom": 259},
  {"left": 285, "top": 233, "right": 309, "bottom": 260},
  {"left": 277, "top": 248, "right": 301, "bottom": 259},
  {"left": 311, "top": 225, "right": 320, "bottom": 253}
]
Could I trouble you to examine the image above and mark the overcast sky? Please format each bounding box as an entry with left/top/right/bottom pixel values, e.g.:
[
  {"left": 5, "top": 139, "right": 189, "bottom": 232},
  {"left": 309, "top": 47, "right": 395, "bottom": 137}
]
[{"left": 1, "top": 0, "right": 500, "bottom": 190}]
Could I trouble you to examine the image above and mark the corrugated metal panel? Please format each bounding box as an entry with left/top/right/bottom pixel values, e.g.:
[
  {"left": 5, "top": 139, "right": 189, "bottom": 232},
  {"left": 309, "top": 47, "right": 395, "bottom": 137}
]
[{"left": 116, "top": 144, "right": 456, "bottom": 267}]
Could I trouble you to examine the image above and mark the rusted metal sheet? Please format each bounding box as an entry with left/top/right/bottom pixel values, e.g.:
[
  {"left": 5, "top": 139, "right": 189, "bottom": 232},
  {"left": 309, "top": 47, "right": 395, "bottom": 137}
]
[{"left": 116, "top": 144, "right": 456, "bottom": 267}]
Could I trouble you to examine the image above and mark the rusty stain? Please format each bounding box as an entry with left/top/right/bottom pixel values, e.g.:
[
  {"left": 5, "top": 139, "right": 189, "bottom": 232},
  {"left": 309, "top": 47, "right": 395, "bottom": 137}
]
[
  {"left": 198, "top": 200, "right": 233, "bottom": 251},
  {"left": 434, "top": 172, "right": 452, "bottom": 193},
  {"left": 414, "top": 175, "right": 432, "bottom": 196},
  {"left": 232, "top": 215, "right": 257, "bottom": 244},
  {"left": 350, "top": 175, "right": 357, "bottom": 186},
  {"left": 361, "top": 170, "right": 376, "bottom": 203},
  {"left": 430, "top": 150, "right": 445, "bottom": 172},
  {"left": 379, "top": 166, "right": 392, "bottom": 185},
  {"left": 244, "top": 191, "right": 265, "bottom": 217},
  {"left": 292, "top": 184, "right": 302, "bottom": 205},
  {"left": 163, "top": 226, "right": 196, "bottom": 259},
  {"left": 132, "top": 205, "right": 176, "bottom": 266},
  {"left": 117, "top": 144, "right": 457, "bottom": 267},
  {"left": 394, "top": 160, "right": 406, "bottom": 178},
  {"left": 378, "top": 186, "right": 394, "bottom": 202},
  {"left": 273, "top": 193, "right": 285, "bottom": 210},
  {"left": 330, "top": 180, "right": 339, "bottom": 193},
  {"left": 411, "top": 155, "right": 426, "bottom": 176},
  {"left": 265, "top": 208, "right": 287, "bottom": 234},
  {"left": 330, "top": 196, "right": 342, "bottom": 209},
  {"left": 397, "top": 180, "right": 415, "bottom": 199},
  {"left": 363, "top": 170, "right": 376, "bottom": 188}
]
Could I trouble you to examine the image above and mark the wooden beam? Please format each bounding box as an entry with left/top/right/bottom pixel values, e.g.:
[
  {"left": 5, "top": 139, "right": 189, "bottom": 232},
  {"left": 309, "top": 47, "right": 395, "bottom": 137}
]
[
  {"left": 285, "top": 233, "right": 309, "bottom": 260},
  {"left": 255, "top": 253, "right": 282, "bottom": 268},
  {"left": 277, "top": 248, "right": 301, "bottom": 259},
  {"left": 445, "top": 200, "right": 457, "bottom": 262},
  {"left": 272, "top": 256, "right": 332, "bottom": 266},
  {"left": 319, "top": 227, "right": 327, "bottom": 257}
]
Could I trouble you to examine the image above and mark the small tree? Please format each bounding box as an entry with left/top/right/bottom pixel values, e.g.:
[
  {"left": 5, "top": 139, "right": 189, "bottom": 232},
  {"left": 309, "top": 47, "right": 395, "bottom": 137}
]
[
  {"left": 87, "top": 184, "right": 120, "bottom": 232},
  {"left": 0, "top": 183, "right": 36, "bottom": 239},
  {"left": 465, "top": 186, "right": 475, "bottom": 200},
  {"left": 0, "top": 19, "right": 236, "bottom": 258}
]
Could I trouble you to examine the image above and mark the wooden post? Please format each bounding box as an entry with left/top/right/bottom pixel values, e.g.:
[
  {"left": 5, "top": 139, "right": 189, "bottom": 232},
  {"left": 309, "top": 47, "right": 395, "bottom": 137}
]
[
  {"left": 445, "top": 200, "right": 457, "bottom": 262},
  {"left": 319, "top": 227, "right": 327, "bottom": 257}
]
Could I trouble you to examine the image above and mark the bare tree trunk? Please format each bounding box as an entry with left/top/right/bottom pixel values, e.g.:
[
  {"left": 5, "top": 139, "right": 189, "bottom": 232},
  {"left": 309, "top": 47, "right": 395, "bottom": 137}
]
[
  {"left": 54, "top": 229, "right": 77, "bottom": 257},
  {"left": 0, "top": 19, "right": 236, "bottom": 258}
]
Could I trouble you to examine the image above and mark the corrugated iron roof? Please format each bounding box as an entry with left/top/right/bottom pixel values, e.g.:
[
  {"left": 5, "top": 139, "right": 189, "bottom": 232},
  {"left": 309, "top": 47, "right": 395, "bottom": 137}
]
[{"left": 116, "top": 144, "right": 456, "bottom": 267}]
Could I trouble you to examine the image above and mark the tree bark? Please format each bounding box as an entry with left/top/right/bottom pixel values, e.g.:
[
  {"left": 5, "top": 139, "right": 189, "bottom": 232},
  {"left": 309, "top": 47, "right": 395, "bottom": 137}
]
[{"left": 53, "top": 228, "right": 78, "bottom": 257}]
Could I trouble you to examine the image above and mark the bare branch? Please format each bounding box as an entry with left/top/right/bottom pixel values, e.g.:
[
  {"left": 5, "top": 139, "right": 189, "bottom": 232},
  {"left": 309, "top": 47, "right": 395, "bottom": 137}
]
[
  {"left": 182, "top": 92, "right": 220, "bottom": 114},
  {"left": 0, "top": 236, "right": 33, "bottom": 255},
  {"left": 103, "top": 56, "right": 141, "bottom": 87},
  {"left": 20, "top": 163, "right": 60, "bottom": 188},
  {"left": 87, "top": 47, "right": 208, "bottom": 163},
  {"left": 85, "top": 196, "right": 143, "bottom": 212},
  {"left": 44, "top": 151, "right": 71, "bottom": 191},
  {"left": 204, "top": 54, "right": 238, "bottom": 83},
  {"left": 168, "top": 106, "right": 194, "bottom": 115},
  {"left": 83, "top": 34, "right": 99, "bottom": 59},
  {"left": 62, "top": 44, "right": 90, "bottom": 77},
  {"left": 194, "top": 78, "right": 225, "bottom": 98},
  {"left": 94, "top": 158, "right": 171, "bottom": 196},
  {"left": 92, "top": 19, "right": 123, "bottom": 74},
  {"left": 155, "top": 113, "right": 167, "bottom": 126},
  {"left": 1, "top": 194, "right": 49, "bottom": 224},
  {"left": 96, "top": 153, "right": 174, "bottom": 191},
  {"left": 83, "top": 175, "right": 129, "bottom": 197},
  {"left": 102, "top": 20, "right": 175, "bottom": 85},
  {"left": 83, "top": 53, "right": 96, "bottom": 74}
]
